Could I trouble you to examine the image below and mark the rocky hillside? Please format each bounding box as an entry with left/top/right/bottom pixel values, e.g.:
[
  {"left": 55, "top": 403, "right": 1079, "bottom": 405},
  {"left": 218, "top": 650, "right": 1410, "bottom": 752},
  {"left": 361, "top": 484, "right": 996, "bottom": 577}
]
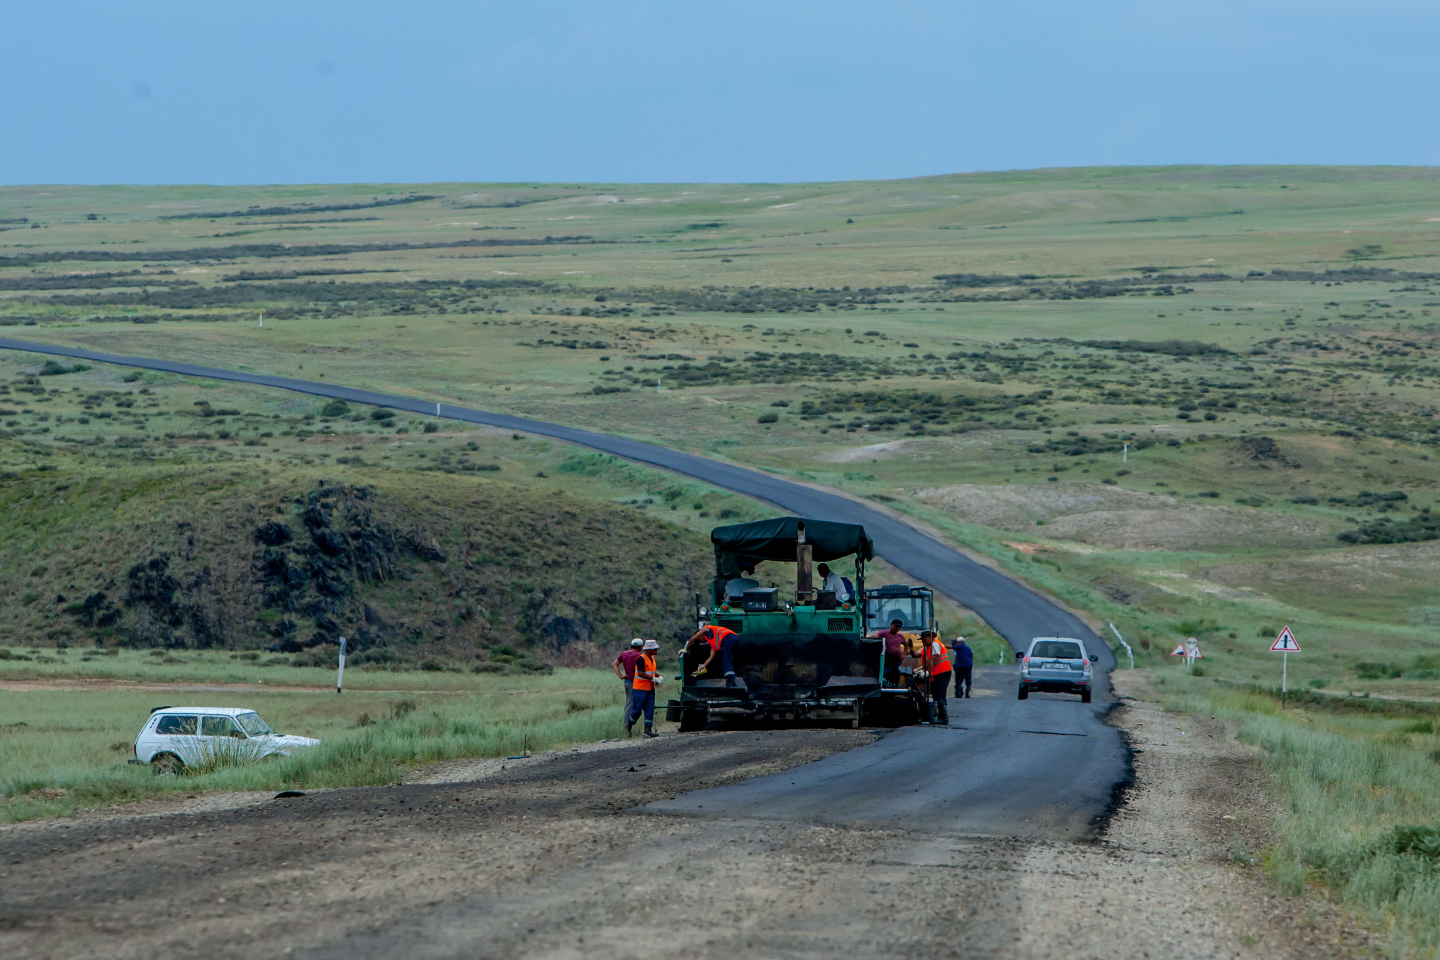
[{"left": 3, "top": 466, "right": 711, "bottom": 669}]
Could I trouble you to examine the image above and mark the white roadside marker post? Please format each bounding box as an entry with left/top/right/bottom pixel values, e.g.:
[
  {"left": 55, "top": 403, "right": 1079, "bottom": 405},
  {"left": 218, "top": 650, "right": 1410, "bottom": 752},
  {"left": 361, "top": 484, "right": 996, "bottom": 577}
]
[
  {"left": 337, "top": 636, "right": 347, "bottom": 694},
  {"left": 1122, "top": 441, "right": 1128, "bottom": 463},
  {"left": 1109, "top": 622, "right": 1134, "bottom": 670},
  {"left": 259, "top": 312, "right": 263, "bottom": 328}
]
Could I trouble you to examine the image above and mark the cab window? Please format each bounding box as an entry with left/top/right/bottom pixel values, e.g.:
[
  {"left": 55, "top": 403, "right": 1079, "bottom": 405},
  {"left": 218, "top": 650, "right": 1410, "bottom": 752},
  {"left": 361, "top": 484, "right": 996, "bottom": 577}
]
[
  {"left": 200, "top": 716, "right": 245, "bottom": 738},
  {"left": 155, "top": 715, "right": 198, "bottom": 735}
]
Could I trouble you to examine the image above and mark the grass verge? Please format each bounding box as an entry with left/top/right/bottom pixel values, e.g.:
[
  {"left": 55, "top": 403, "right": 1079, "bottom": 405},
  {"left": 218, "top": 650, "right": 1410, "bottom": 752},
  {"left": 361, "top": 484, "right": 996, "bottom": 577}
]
[
  {"left": 1155, "top": 673, "right": 1440, "bottom": 958},
  {"left": 0, "top": 668, "right": 627, "bottom": 823}
]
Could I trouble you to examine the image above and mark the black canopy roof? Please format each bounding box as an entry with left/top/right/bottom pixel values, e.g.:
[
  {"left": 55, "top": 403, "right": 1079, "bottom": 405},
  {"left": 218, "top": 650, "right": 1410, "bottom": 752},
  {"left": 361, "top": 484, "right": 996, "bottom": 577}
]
[{"left": 711, "top": 517, "right": 873, "bottom": 578}]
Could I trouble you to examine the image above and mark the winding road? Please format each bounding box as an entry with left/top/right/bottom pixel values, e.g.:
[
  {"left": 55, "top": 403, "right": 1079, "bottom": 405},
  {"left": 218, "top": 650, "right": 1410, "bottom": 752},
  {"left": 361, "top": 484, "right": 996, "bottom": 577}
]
[{"left": 0, "top": 336, "right": 1128, "bottom": 840}]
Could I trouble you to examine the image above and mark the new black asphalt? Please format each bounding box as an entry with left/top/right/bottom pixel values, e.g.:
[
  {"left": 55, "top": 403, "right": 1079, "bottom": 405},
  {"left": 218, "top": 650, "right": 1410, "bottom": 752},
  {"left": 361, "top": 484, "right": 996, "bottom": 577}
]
[{"left": 0, "top": 336, "right": 1129, "bottom": 837}]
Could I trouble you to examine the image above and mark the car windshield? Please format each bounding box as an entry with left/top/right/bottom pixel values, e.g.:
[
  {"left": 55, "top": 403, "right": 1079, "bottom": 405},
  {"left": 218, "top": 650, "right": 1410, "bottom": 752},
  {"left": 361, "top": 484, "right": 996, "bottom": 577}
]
[
  {"left": 236, "top": 712, "right": 273, "bottom": 736},
  {"left": 1031, "top": 641, "right": 1083, "bottom": 660}
]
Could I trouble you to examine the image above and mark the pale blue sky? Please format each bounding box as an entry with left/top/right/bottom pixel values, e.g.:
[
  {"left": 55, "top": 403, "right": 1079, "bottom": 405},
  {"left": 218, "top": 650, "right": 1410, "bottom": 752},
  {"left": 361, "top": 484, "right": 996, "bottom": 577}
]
[{"left": 2, "top": 1, "right": 1436, "bottom": 184}]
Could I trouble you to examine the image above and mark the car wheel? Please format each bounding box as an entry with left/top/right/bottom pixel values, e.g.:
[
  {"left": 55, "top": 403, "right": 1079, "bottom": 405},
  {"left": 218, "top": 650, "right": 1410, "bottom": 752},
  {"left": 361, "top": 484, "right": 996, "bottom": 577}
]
[
  {"left": 1017, "top": 684, "right": 1029, "bottom": 700},
  {"left": 150, "top": 753, "right": 184, "bottom": 776},
  {"left": 1081, "top": 689, "right": 1092, "bottom": 704}
]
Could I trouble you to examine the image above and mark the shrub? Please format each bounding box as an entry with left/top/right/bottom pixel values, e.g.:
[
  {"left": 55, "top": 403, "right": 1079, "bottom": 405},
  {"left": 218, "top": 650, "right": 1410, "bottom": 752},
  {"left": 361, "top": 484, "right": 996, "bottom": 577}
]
[
  {"left": 320, "top": 400, "right": 349, "bottom": 418},
  {"left": 370, "top": 408, "right": 395, "bottom": 421},
  {"left": 757, "top": 412, "right": 778, "bottom": 424}
]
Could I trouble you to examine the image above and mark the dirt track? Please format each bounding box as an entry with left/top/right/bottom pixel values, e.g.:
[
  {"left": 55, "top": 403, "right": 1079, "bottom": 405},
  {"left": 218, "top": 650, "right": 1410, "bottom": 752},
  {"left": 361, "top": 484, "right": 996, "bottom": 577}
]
[{"left": 0, "top": 679, "right": 1379, "bottom": 960}]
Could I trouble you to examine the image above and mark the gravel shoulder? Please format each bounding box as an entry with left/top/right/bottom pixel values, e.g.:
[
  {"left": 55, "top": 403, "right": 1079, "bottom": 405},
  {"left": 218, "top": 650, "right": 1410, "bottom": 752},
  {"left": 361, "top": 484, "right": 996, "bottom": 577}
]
[{"left": 0, "top": 683, "right": 1379, "bottom": 960}]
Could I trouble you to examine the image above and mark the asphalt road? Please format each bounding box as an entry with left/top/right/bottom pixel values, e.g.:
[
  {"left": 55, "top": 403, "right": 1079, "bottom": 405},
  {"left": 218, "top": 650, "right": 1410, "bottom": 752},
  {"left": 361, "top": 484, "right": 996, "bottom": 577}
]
[{"left": 647, "top": 666, "right": 1127, "bottom": 840}]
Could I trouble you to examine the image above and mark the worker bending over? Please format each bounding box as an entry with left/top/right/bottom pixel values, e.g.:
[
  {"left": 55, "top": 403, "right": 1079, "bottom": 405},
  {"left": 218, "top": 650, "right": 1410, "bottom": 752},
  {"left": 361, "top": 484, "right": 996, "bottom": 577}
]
[
  {"left": 686, "top": 623, "right": 741, "bottom": 688},
  {"left": 625, "top": 639, "right": 663, "bottom": 738},
  {"left": 922, "top": 630, "right": 952, "bottom": 724}
]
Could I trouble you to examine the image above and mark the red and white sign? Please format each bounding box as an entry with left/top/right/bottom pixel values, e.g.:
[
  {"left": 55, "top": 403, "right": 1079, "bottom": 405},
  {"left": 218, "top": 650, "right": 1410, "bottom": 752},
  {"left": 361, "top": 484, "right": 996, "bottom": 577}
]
[
  {"left": 1170, "top": 644, "right": 1186, "bottom": 656},
  {"left": 1270, "top": 626, "right": 1300, "bottom": 652}
]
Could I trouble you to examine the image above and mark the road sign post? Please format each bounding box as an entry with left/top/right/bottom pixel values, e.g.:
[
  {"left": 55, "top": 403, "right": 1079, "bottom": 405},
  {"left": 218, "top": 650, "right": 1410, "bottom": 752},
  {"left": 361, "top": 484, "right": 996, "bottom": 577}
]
[{"left": 1270, "top": 626, "right": 1300, "bottom": 706}]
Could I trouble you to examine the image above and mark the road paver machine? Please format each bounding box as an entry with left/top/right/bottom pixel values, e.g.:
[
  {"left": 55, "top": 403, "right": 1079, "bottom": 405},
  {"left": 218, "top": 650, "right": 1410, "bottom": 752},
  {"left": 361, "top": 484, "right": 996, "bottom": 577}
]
[{"left": 667, "top": 516, "right": 920, "bottom": 730}]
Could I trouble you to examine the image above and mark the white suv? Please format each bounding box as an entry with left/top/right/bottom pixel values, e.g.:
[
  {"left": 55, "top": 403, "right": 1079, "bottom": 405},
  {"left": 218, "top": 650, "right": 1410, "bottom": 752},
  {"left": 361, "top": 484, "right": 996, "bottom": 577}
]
[
  {"left": 132, "top": 707, "right": 321, "bottom": 774},
  {"left": 1017, "top": 637, "right": 1098, "bottom": 703}
]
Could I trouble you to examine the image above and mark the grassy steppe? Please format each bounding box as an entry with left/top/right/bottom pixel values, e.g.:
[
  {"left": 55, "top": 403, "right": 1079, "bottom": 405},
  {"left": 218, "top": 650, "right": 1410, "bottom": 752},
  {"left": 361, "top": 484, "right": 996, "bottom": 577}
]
[{"left": 5, "top": 169, "right": 1440, "bottom": 941}]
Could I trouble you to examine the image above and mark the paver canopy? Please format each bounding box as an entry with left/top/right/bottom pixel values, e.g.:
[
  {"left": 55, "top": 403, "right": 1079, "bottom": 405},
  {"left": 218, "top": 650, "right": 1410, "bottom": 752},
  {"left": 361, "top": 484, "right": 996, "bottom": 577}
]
[{"left": 711, "top": 516, "right": 874, "bottom": 578}]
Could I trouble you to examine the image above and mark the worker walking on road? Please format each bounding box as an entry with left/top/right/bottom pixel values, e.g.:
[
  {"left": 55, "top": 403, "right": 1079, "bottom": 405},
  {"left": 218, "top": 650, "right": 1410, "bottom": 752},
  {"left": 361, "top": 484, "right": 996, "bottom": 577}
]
[
  {"left": 922, "top": 630, "right": 952, "bottom": 724},
  {"left": 951, "top": 636, "right": 974, "bottom": 699},
  {"left": 625, "top": 639, "right": 663, "bottom": 738},
  {"left": 613, "top": 638, "right": 644, "bottom": 720},
  {"left": 686, "top": 624, "right": 742, "bottom": 688}
]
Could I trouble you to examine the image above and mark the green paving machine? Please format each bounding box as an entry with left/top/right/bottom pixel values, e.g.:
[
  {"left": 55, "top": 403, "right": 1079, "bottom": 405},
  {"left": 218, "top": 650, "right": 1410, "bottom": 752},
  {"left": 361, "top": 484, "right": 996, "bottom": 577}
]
[{"left": 667, "top": 517, "right": 920, "bottom": 730}]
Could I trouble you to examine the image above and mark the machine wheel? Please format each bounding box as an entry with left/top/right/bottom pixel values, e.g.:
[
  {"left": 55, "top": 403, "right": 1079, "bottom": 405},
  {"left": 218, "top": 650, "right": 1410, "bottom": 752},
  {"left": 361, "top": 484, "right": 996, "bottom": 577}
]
[
  {"left": 1081, "top": 689, "right": 1092, "bottom": 704},
  {"left": 150, "top": 753, "right": 184, "bottom": 776},
  {"left": 677, "top": 706, "right": 708, "bottom": 733},
  {"left": 1017, "top": 684, "right": 1029, "bottom": 700}
]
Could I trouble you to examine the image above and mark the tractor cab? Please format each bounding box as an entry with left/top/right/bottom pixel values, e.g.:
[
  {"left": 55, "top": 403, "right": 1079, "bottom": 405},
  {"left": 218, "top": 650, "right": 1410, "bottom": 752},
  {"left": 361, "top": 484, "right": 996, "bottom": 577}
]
[
  {"left": 865, "top": 583, "right": 936, "bottom": 655},
  {"left": 668, "top": 516, "right": 919, "bottom": 730}
]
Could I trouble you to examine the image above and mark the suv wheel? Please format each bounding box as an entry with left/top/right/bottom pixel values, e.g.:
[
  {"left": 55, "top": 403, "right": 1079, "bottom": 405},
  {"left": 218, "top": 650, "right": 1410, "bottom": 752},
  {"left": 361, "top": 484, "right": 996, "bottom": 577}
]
[
  {"left": 1080, "top": 689, "right": 1092, "bottom": 704},
  {"left": 1017, "top": 684, "right": 1029, "bottom": 700},
  {"left": 150, "top": 753, "right": 184, "bottom": 776}
]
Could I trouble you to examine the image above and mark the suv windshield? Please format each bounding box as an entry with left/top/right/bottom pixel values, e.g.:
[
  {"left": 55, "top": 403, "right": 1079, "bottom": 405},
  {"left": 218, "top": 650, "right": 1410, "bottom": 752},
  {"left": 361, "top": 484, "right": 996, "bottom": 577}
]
[
  {"left": 236, "top": 712, "right": 273, "bottom": 736},
  {"left": 1031, "top": 641, "right": 1083, "bottom": 660}
]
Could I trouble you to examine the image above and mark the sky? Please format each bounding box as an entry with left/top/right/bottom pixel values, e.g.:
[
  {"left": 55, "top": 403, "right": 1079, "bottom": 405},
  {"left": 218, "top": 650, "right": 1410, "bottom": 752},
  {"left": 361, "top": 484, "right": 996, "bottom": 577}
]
[{"left": 2, "top": 0, "right": 1437, "bottom": 185}]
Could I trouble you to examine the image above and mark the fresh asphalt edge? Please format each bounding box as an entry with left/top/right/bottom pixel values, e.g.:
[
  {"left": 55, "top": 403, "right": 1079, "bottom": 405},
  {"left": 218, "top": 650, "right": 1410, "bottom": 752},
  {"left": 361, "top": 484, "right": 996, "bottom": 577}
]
[
  {"left": 1088, "top": 698, "right": 1139, "bottom": 839},
  {"left": 0, "top": 336, "right": 1115, "bottom": 670}
]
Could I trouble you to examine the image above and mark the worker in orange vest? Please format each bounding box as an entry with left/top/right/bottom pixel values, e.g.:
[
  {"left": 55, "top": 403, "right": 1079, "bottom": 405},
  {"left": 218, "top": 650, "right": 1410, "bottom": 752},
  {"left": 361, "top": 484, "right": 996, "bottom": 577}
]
[
  {"left": 625, "top": 639, "right": 663, "bottom": 738},
  {"left": 686, "top": 624, "right": 741, "bottom": 688},
  {"left": 922, "top": 630, "right": 953, "bottom": 724}
]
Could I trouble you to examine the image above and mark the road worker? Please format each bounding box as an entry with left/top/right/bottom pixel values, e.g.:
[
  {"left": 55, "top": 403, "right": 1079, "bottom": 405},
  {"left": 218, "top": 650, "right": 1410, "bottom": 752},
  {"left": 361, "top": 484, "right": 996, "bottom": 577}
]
[
  {"left": 815, "top": 562, "right": 850, "bottom": 603},
  {"left": 612, "top": 638, "right": 644, "bottom": 719},
  {"left": 922, "top": 630, "right": 952, "bottom": 724},
  {"left": 951, "top": 636, "right": 974, "bottom": 699},
  {"left": 875, "top": 618, "right": 908, "bottom": 686},
  {"left": 686, "top": 623, "right": 742, "bottom": 688},
  {"left": 625, "top": 639, "right": 663, "bottom": 738}
]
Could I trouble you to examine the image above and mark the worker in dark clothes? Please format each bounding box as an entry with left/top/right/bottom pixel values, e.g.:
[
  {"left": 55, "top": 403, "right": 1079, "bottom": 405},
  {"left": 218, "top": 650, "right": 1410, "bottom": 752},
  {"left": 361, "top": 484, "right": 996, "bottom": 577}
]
[
  {"left": 876, "top": 618, "right": 908, "bottom": 686},
  {"left": 612, "top": 638, "right": 644, "bottom": 720},
  {"left": 922, "top": 630, "right": 952, "bottom": 723},
  {"left": 951, "top": 636, "right": 974, "bottom": 698},
  {"left": 625, "top": 640, "right": 663, "bottom": 738},
  {"left": 686, "top": 624, "right": 742, "bottom": 688}
]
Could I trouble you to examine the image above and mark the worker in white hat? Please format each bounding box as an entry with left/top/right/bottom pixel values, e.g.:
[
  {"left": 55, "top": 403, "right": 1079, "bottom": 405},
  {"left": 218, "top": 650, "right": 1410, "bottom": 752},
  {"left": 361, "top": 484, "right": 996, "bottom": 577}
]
[{"left": 625, "top": 640, "right": 664, "bottom": 738}]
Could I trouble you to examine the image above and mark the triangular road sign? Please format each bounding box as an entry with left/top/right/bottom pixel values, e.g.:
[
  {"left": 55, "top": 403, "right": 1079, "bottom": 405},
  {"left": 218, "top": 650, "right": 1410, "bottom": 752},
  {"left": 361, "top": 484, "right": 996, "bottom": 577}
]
[
  {"left": 1270, "top": 626, "right": 1300, "bottom": 652},
  {"left": 1170, "top": 644, "right": 1186, "bottom": 656}
]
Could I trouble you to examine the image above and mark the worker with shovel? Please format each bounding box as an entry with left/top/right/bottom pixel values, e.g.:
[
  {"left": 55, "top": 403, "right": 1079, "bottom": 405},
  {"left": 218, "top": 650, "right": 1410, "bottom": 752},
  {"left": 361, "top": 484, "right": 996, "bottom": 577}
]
[{"left": 625, "top": 639, "right": 663, "bottom": 738}]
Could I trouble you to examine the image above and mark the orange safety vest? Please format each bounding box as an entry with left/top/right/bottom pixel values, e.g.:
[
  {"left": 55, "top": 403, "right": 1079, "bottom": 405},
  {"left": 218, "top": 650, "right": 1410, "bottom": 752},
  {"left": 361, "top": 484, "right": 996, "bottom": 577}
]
[
  {"left": 703, "top": 625, "right": 737, "bottom": 650},
  {"left": 633, "top": 652, "right": 659, "bottom": 691},
  {"left": 926, "top": 642, "right": 952, "bottom": 675}
]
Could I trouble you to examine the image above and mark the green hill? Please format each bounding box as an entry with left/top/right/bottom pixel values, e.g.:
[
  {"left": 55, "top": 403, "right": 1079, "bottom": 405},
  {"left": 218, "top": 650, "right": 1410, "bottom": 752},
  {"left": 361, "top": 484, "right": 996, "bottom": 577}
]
[{"left": 4, "top": 462, "right": 711, "bottom": 669}]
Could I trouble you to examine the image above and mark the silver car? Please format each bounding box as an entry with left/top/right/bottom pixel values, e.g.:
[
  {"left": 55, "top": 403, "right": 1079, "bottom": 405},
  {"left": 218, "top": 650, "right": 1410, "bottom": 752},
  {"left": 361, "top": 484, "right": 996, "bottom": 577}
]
[{"left": 1017, "top": 637, "right": 1097, "bottom": 703}]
